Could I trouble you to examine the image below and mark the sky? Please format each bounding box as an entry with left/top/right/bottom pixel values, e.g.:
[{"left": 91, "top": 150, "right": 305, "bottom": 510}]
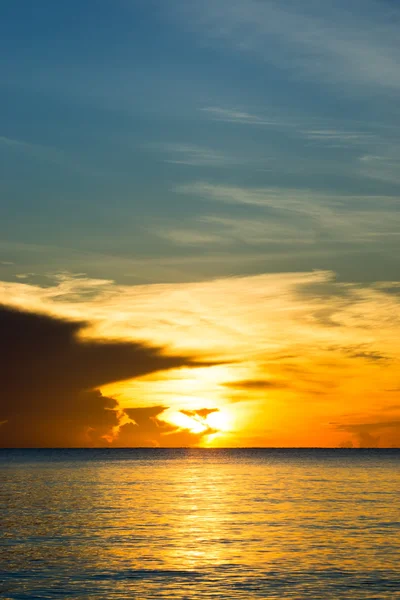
[{"left": 1, "top": 0, "right": 400, "bottom": 448}]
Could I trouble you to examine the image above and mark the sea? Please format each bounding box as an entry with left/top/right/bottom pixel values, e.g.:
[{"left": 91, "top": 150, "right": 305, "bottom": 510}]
[{"left": 1, "top": 449, "right": 399, "bottom": 599}]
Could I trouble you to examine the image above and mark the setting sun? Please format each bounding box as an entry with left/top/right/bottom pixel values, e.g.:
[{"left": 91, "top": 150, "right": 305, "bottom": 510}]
[
  {"left": 166, "top": 411, "right": 208, "bottom": 435},
  {"left": 205, "top": 409, "right": 232, "bottom": 432}
]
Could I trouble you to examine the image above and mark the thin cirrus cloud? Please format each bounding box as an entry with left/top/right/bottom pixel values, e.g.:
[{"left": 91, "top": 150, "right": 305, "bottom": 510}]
[
  {"left": 198, "top": 106, "right": 400, "bottom": 190},
  {"left": 359, "top": 151, "right": 400, "bottom": 187},
  {"left": 199, "top": 107, "right": 373, "bottom": 148},
  {"left": 175, "top": 183, "right": 400, "bottom": 244},
  {"left": 199, "top": 105, "right": 400, "bottom": 185},
  {"left": 174, "top": 0, "right": 400, "bottom": 91},
  {"left": 0, "top": 135, "right": 68, "bottom": 167},
  {"left": 0, "top": 134, "right": 100, "bottom": 176},
  {"left": 153, "top": 214, "right": 313, "bottom": 248},
  {"left": 200, "top": 107, "right": 280, "bottom": 127},
  {"left": 146, "top": 142, "right": 242, "bottom": 167},
  {"left": 201, "top": 106, "right": 379, "bottom": 142}
]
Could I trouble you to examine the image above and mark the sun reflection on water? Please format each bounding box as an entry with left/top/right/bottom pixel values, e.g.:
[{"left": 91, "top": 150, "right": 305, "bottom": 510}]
[{"left": 1, "top": 450, "right": 399, "bottom": 598}]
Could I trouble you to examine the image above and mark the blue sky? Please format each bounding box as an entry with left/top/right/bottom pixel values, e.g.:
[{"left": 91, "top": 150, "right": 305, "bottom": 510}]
[{"left": 1, "top": 0, "right": 400, "bottom": 284}]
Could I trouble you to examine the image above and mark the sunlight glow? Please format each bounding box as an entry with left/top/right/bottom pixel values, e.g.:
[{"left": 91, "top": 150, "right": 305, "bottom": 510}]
[
  {"left": 2, "top": 271, "right": 400, "bottom": 447},
  {"left": 166, "top": 411, "right": 207, "bottom": 434},
  {"left": 206, "top": 410, "right": 232, "bottom": 432}
]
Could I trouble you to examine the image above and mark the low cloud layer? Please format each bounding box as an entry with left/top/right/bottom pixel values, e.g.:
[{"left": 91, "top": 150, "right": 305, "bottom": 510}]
[{"left": 336, "top": 421, "right": 400, "bottom": 449}]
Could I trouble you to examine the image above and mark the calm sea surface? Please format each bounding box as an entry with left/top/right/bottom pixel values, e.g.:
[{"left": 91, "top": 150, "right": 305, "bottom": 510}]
[{"left": 1, "top": 449, "right": 399, "bottom": 599}]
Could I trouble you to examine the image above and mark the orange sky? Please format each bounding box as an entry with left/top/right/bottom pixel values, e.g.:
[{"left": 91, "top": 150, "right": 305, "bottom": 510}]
[{"left": 1, "top": 270, "right": 399, "bottom": 448}]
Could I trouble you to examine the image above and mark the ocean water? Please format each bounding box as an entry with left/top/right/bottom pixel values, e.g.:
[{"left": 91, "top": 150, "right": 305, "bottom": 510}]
[{"left": 0, "top": 449, "right": 399, "bottom": 600}]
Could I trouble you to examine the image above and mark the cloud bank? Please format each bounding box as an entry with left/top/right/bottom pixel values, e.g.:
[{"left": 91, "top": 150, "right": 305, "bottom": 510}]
[{"left": 0, "top": 305, "right": 212, "bottom": 447}]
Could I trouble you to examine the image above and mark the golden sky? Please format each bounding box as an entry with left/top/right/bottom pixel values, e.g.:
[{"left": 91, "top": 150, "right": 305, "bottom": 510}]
[{"left": 1, "top": 270, "right": 399, "bottom": 448}]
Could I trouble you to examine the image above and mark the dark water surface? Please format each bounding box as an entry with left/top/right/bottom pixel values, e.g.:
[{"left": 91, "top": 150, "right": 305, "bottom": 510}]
[{"left": 1, "top": 449, "right": 399, "bottom": 599}]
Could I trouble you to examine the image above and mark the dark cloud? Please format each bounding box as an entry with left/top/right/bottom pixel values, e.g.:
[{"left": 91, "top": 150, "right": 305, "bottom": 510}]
[
  {"left": 0, "top": 305, "right": 206, "bottom": 447},
  {"left": 223, "top": 379, "right": 286, "bottom": 391},
  {"left": 338, "top": 439, "right": 354, "bottom": 448},
  {"left": 125, "top": 405, "right": 168, "bottom": 425},
  {"left": 348, "top": 351, "right": 388, "bottom": 362},
  {"left": 320, "top": 344, "right": 389, "bottom": 362},
  {"left": 336, "top": 420, "right": 400, "bottom": 448},
  {"left": 115, "top": 405, "right": 217, "bottom": 447},
  {"left": 180, "top": 408, "right": 218, "bottom": 418}
]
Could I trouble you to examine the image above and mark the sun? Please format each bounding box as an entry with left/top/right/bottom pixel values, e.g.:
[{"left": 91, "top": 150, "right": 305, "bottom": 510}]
[
  {"left": 205, "top": 410, "right": 231, "bottom": 432},
  {"left": 164, "top": 406, "right": 233, "bottom": 437},
  {"left": 167, "top": 411, "right": 208, "bottom": 434}
]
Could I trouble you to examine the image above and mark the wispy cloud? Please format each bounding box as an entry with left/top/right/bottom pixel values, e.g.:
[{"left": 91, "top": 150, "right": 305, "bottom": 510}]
[
  {"left": 153, "top": 214, "right": 313, "bottom": 247},
  {"left": 302, "top": 129, "right": 375, "bottom": 148},
  {"left": 200, "top": 106, "right": 387, "bottom": 153},
  {"left": 154, "top": 226, "right": 224, "bottom": 247},
  {"left": 176, "top": 182, "right": 400, "bottom": 243},
  {"left": 200, "top": 107, "right": 279, "bottom": 126},
  {"left": 0, "top": 134, "right": 98, "bottom": 175},
  {"left": 199, "top": 104, "right": 400, "bottom": 186},
  {"left": 146, "top": 142, "right": 241, "bottom": 167},
  {"left": 175, "top": 0, "right": 400, "bottom": 91},
  {"left": 0, "top": 135, "right": 64, "bottom": 164},
  {"left": 359, "top": 150, "right": 400, "bottom": 186},
  {"left": 1, "top": 238, "right": 332, "bottom": 285}
]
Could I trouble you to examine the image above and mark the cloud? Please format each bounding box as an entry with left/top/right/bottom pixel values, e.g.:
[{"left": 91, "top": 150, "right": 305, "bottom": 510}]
[
  {"left": 303, "top": 129, "right": 374, "bottom": 148},
  {"left": 181, "top": 408, "right": 218, "bottom": 418},
  {"left": 115, "top": 405, "right": 217, "bottom": 447},
  {"left": 176, "top": 182, "right": 400, "bottom": 245},
  {"left": 154, "top": 214, "right": 314, "bottom": 248},
  {"left": 153, "top": 225, "right": 225, "bottom": 247},
  {"left": 1, "top": 237, "right": 316, "bottom": 285},
  {"left": 336, "top": 420, "right": 400, "bottom": 448},
  {"left": 200, "top": 107, "right": 279, "bottom": 127},
  {"left": 200, "top": 105, "right": 383, "bottom": 152},
  {"left": 0, "top": 135, "right": 59, "bottom": 162},
  {"left": 198, "top": 104, "right": 400, "bottom": 193},
  {"left": 0, "top": 135, "right": 94, "bottom": 175},
  {"left": 223, "top": 379, "right": 286, "bottom": 390},
  {"left": 146, "top": 142, "right": 240, "bottom": 167},
  {"left": 200, "top": 106, "right": 384, "bottom": 147},
  {"left": 358, "top": 149, "right": 400, "bottom": 186},
  {"left": 175, "top": 0, "right": 400, "bottom": 91},
  {"left": 0, "top": 305, "right": 203, "bottom": 447},
  {"left": 347, "top": 350, "right": 388, "bottom": 362}
]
